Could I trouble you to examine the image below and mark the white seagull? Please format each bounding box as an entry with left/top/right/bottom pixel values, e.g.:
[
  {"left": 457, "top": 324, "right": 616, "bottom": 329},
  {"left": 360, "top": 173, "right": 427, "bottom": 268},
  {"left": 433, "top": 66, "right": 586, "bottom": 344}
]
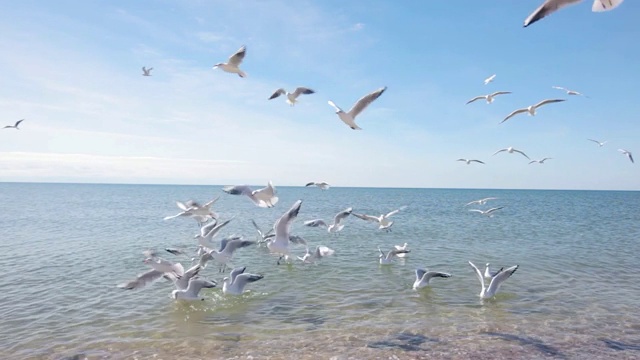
[
  {"left": 501, "top": 99, "right": 566, "bottom": 124},
  {"left": 194, "top": 217, "right": 234, "bottom": 250},
  {"left": 327, "top": 207, "right": 353, "bottom": 233},
  {"left": 328, "top": 86, "right": 387, "bottom": 130},
  {"left": 222, "top": 266, "right": 264, "bottom": 295},
  {"left": 251, "top": 219, "right": 274, "bottom": 244},
  {"left": 457, "top": 159, "right": 485, "bottom": 165},
  {"left": 469, "top": 206, "right": 505, "bottom": 217},
  {"left": 493, "top": 147, "right": 530, "bottom": 160},
  {"left": 352, "top": 206, "right": 407, "bottom": 231},
  {"left": 142, "top": 66, "right": 153, "bottom": 76},
  {"left": 164, "top": 197, "right": 220, "bottom": 224},
  {"left": 394, "top": 243, "right": 409, "bottom": 258},
  {"left": 269, "top": 87, "right": 315, "bottom": 106},
  {"left": 142, "top": 251, "right": 185, "bottom": 278},
  {"left": 524, "top": 0, "right": 624, "bottom": 28},
  {"left": 552, "top": 86, "right": 588, "bottom": 97},
  {"left": 466, "top": 91, "right": 511, "bottom": 105},
  {"left": 412, "top": 268, "right": 452, "bottom": 290},
  {"left": 484, "top": 74, "right": 496, "bottom": 85},
  {"left": 469, "top": 261, "right": 519, "bottom": 299},
  {"left": 305, "top": 181, "right": 330, "bottom": 190},
  {"left": 618, "top": 149, "right": 634, "bottom": 163},
  {"left": 3, "top": 119, "right": 24, "bottom": 129},
  {"left": 222, "top": 181, "right": 279, "bottom": 208},
  {"left": 588, "top": 139, "right": 607, "bottom": 147},
  {"left": 303, "top": 219, "right": 328, "bottom": 228},
  {"left": 171, "top": 278, "right": 217, "bottom": 301},
  {"left": 118, "top": 263, "right": 201, "bottom": 291},
  {"left": 212, "top": 45, "right": 247, "bottom": 78},
  {"left": 464, "top": 197, "right": 498, "bottom": 207},
  {"left": 267, "top": 200, "right": 303, "bottom": 264},
  {"left": 199, "top": 236, "right": 255, "bottom": 272},
  {"left": 529, "top": 157, "right": 553, "bottom": 164},
  {"left": 378, "top": 247, "right": 410, "bottom": 265},
  {"left": 297, "top": 245, "right": 335, "bottom": 264}
]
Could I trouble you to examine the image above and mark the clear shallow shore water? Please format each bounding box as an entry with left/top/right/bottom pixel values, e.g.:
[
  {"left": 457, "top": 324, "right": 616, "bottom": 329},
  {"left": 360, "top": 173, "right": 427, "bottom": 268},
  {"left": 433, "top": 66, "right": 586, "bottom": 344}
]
[{"left": 1, "top": 183, "right": 639, "bottom": 360}]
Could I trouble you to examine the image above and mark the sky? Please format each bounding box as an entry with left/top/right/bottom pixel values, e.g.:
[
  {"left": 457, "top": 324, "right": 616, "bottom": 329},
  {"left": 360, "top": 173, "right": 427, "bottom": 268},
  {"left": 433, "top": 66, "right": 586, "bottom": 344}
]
[{"left": 0, "top": 0, "right": 638, "bottom": 190}]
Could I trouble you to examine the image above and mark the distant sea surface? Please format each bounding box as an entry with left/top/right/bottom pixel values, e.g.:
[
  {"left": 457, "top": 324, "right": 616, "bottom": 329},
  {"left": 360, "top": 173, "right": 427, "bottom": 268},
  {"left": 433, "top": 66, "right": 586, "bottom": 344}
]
[{"left": 1, "top": 183, "right": 640, "bottom": 359}]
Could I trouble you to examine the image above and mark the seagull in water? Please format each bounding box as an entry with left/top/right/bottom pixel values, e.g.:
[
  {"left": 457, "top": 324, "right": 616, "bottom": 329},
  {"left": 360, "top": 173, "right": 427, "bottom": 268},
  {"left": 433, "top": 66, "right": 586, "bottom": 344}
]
[
  {"left": 352, "top": 206, "right": 407, "bottom": 231},
  {"left": 378, "top": 247, "right": 410, "bottom": 265},
  {"left": 222, "top": 181, "right": 279, "bottom": 208},
  {"left": 212, "top": 45, "right": 247, "bottom": 78},
  {"left": 618, "top": 149, "right": 634, "bottom": 163},
  {"left": 465, "top": 197, "right": 498, "bottom": 207},
  {"left": 267, "top": 200, "right": 303, "bottom": 264},
  {"left": 529, "top": 157, "right": 553, "bottom": 164},
  {"left": 394, "top": 243, "right": 409, "bottom": 258},
  {"left": 171, "top": 278, "right": 217, "bottom": 301},
  {"left": 305, "top": 181, "right": 330, "bottom": 190},
  {"left": 552, "top": 86, "right": 588, "bottom": 97},
  {"left": 328, "top": 86, "right": 387, "bottom": 130},
  {"left": 3, "top": 119, "right": 24, "bottom": 129},
  {"left": 466, "top": 91, "right": 511, "bottom": 105},
  {"left": 412, "top": 268, "right": 452, "bottom": 290},
  {"left": 142, "top": 67, "right": 153, "bottom": 76},
  {"left": 457, "top": 159, "right": 485, "bottom": 165},
  {"left": 297, "top": 245, "right": 335, "bottom": 264},
  {"left": 328, "top": 207, "right": 353, "bottom": 233},
  {"left": 493, "top": 147, "right": 530, "bottom": 160},
  {"left": 484, "top": 74, "right": 496, "bottom": 85},
  {"left": 118, "top": 262, "right": 202, "bottom": 291},
  {"left": 222, "top": 266, "right": 264, "bottom": 295},
  {"left": 501, "top": 99, "right": 566, "bottom": 124},
  {"left": 194, "top": 218, "right": 234, "bottom": 250},
  {"left": 469, "top": 261, "right": 519, "bottom": 299},
  {"left": 469, "top": 206, "right": 505, "bottom": 217},
  {"left": 199, "top": 236, "right": 255, "bottom": 272},
  {"left": 269, "top": 87, "right": 315, "bottom": 106},
  {"left": 524, "top": 0, "right": 624, "bottom": 28}
]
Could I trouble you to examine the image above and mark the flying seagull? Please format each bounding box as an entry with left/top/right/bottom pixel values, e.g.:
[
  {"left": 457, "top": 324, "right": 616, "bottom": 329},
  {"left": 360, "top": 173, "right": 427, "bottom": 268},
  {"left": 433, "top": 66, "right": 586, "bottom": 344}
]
[
  {"left": 552, "top": 86, "right": 588, "bottom": 97},
  {"left": 3, "top": 119, "right": 24, "bottom": 129},
  {"left": 529, "top": 157, "right": 553, "bottom": 164},
  {"left": 469, "top": 206, "right": 505, "bottom": 217},
  {"left": 523, "top": 0, "right": 624, "bottom": 28},
  {"left": 352, "top": 205, "right": 407, "bottom": 231},
  {"left": 493, "top": 147, "right": 530, "bottom": 160},
  {"left": 328, "top": 207, "right": 353, "bottom": 233},
  {"left": 222, "top": 181, "right": 279, "bottom": 208},
  {"left": 305, "top": 181, "right": 330, "bottom": 190},
  {"left": 328, "top": 86, "right": 387, "bottom": 130},
  {"left": 484, "top": 74, "right": 496, "bottom": 85},
  {"left": 199, "top": 236, "right": 255, "bottom": 273},
  {"left": 269, "top": 87, "right": 315, "bottom": 106},
  {"left": 464, "top": 197, "right": 498, "bottom": 207},
  {"left": 469, "top": 261, "right": 519, "bottom": 299},
  {"left": 466, "top": 91, "right": 512, "bottom": 105},
  {"left": 501, "top": 99, "right": 566, "bottom": 124},
  {"left": 142, "top": 67, "right": 153, "bottom": 76},
  {"left": 618, "top": 149, "right": 634, "bottom": 163},
  {"left": 213, "top": 45, "right": 247, "bottom": 78},
  {"left": 267, "top": 200, "right": 303, "bottom": 264},
  {"left": 457, "top": 159, "right": 485, "bottom": 165},
  {"left": 297, "top": 245, "right": 335, "bottom": 264},
  {"left": 412, "top": 268, "right": 452, "bottom": 290},
  {"left": 222, "top": 266, "right": 264, "bottom": 295},
  {"left": 588, "top": 139, "right": 607, "bottom": 147}
]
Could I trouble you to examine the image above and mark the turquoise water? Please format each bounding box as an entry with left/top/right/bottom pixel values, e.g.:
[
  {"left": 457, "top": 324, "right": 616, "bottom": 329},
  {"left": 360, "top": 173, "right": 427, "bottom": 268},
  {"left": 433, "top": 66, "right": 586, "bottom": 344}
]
[{"left": 1, "top": 183, "right": 640, "bottom": 359}]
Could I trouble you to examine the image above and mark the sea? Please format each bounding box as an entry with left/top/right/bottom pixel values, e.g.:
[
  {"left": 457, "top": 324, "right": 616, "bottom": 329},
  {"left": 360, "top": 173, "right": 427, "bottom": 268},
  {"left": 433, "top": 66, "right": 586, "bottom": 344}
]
[{"left": 1, "top": 182, "right": 639, "bottom": 360}]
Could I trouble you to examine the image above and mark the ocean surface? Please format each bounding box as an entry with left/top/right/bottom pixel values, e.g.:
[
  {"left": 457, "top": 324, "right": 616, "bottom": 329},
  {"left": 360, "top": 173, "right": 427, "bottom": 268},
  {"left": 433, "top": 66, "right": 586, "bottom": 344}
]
[{"left": 1, "top": 182, "right": 640, "bottom": 360}]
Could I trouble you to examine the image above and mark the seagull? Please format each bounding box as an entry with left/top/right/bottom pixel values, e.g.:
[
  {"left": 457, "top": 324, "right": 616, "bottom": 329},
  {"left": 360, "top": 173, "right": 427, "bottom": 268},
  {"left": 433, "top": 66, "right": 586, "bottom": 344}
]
[
  {"left": 524, "top": 0, "right": 624, "bottom": 28},
  {"left": 267, "top": 200, "right": 303, "bottom": 264},
  {"left": 251, "top": 219, "right": 274, "bottom": 244},
  {"left": 222, "top": 181, "right": 279, "bottom": 208},
  {"left": 269, "top": 87, "right": 315, "bottom": 106},
  {"left": 618, "top": 149, "right": 634, "bottom": 163},
  {"left": 212, "top": 45, "right": 247, "bottom": 78},
  {"left": 529, "top": 157, "right": 553, "bottom": 164},
  {"left": 587, "top": 139, "right": 607, "bottom": 147},
  {"left": 394, "top": 243, "right": 409, "bottom": 258},
  {"left": 469, "top": 206, "right": 505, "bottom": 217},
  {"left": 3, "top": 119, "right": 24, "bottom": 129},
  {"left": 466, "top": 91, "right": 511, "bottom": 105},
  {"left": 484, "top": 74, "right": 496, "bottom": 85},
  {"left": 469, "top": 261, "right": 519, "bottom": 299},
  {"left": 171, "top": 278, "right": 217, "bottom": 301},
  {"left": 464, "top": 197, "right": 498, "bottom": 207},
  {"left": 412, "top": 268, "right": 452, "bottom": 290},
  {"left": 199, "top": 236, "right": 255, "bottom": 272},
  {"left": 493, "top": 147, "right": 530, "bottom": 160},
  {"left": 327, "top": 207, "right": 353, "bottom": 233},
  {"left": 484, "top": 263, "right": 503, "bottom": 279},
  {"left": 328, "top": 86, "right": 387, "bottom": 130},
  {"left": 352, "top": 206, "right": 407, "bottom": 231},
  {"left": 142, "top": 67, "right": 153, "bottom": 76},
  {"left": 457, "top": 159, "right": 485, "bottom": 165},
  {"left": 142, "top": 251, "right": 185, "bottom": 278},
  {"left": 552, "top": 86, "right": 588, "bottom": 97},
  {"left": 378, "top": 247, "right": 410, "bottom": 265},
  {"left": 297, "top": 245, "right": 335, "bottom": 264},
  {"left": 501, "top": 99, "right": 566, "bottom": 124},
  {"left": 305, "top": 181, "right": 330, "bottom": 190},
  {"left": 222, "top": 266, "right": 264, "bottom": 295},
  {"left": 163, "top": 198, "right": 220, "bottom": 224},
  {"left": 303, "top": 219, "right": 328, "bottom": 228},
  {"left": 194, "top": 218, "right": 234, "bottom": 250}
]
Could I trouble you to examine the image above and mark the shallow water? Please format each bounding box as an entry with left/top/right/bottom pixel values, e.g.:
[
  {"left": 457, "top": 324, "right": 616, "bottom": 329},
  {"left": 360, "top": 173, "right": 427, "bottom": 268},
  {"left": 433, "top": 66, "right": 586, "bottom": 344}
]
[{"left": 1, "top": 183, "right": 639, "bottom": 359}]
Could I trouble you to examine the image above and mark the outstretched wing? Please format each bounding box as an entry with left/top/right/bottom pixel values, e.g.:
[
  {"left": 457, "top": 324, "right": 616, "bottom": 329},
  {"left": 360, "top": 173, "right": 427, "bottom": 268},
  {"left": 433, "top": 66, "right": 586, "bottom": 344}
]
[
  {"left": 465, "top": 95, "right": 485, "bottom": 105},
  {"left": 347, "top": 86, "right": 387, "bottom": 118},
  {"left": 501, "top": 108, "right": 528, "bottom": 124},
  {"left": 269, "top": 88, "right": 285, "bottom": 100},
  {"left": 523, "top": 0, "right": 582, "bottom": 27},
  {"left": 228, "top": 45, "right": 246, "bottom": 66},
  {"left": 292, "top": 87, "right": 315, "bottom": 97}
]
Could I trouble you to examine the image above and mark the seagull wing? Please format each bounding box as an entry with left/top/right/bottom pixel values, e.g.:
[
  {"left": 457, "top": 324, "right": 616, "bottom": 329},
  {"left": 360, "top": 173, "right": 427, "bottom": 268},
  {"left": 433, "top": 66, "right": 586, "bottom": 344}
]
[
  {"left": 552, "top": 86, "right": 569, "bottom": 91},
  {"left": 305, "top": 182, "right": 316, "bottom": 187},
  {"left": 492, "top": 148, "right": 508, "bottom": 156},
  {"left": 222, "top": 185, "right": 253, "bottom": 196},
  {"left": 486, "top": 265, "right": 519, "bottom": 295},
  {"left": 118, "top": 269, "right": 164, "bottom": 290},
  {"left": 415, "top": 268, "right": 427, "bottom": 282},
  {"left": 468, "top": 209, "right": 484, "bottom": 214},
  {"left": 468, "top": 261, "right": 486, "bottom": 289},
  {"left": 533, "top": 98, "right": 566, "bottom": 109},
  {"left": 229, "top": 266, "right": 246, "bottom": 284},
  {"left": 491, "top": 91, "right": 512, "bottom": 97},
  {"left": 327, "top": 100, "right": 343, "bottom": 112},
  {"left": 199, "top": 219, "right": 219, "bottom": 236},
  {"left": 292, "top": 87, "right": 315, "bottom": 97},
  {"left": 334, "top": 207, "right": 353, "bottom": 223},
  {"left": 471, "top": 160, "right": 485, "bottom": 164},
  {"left": 385, "top": 205, "right": 407, "bottom": 218},
  {"left": 347, "top": 86, "right": 387, "bottom": 119},
  {"left": 424, "top": 271, "right": 452, "bottom": 282},
  {"left": 523, "top": 0, "right": 582, "bottom": 27},
  {"left": 221, "top": 238, "right": 255, "bottom": 255},
  {"left": 14, "top": 119, "right": 24, "bottom": 127},
  {"left": 269, "top": 88, "right": 286, "bottom": 100},
  {"left": 465, "top": 95, "right": 485, "bottom": 105},
  {"left": 501, "top": 108, "right": 528, "bottom": 123},
  {"left": 274, "top": 200, "right": 302, "bottom": 245},
  {"left": 484, "top": 74, "right": 496, "bottom": 84},
  {"left": 592, "top": 0, "right": 624, "bottom": 12},
  {"left": 485, "top": 206, "right": 505, "bottom": 214},
  {"left": 288, "top": 235, "right": 307, "bottom": 246},
  {"left": 351, "top": 213, "right": 378, "bottom": 222},
  {"left": 513, "top": 149, "right": 531, "bottom": 159},
  {"left": 315, "top": 245, "right": 335, "bottom": 258},
  {"left": 227, "top": 45, "right": 246, "bottom": 66}
]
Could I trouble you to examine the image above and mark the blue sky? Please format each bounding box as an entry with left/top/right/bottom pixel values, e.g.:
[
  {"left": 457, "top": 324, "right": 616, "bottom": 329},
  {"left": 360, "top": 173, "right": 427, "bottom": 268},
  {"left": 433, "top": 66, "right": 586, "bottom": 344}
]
[{"left": 0, "top": 0, "right": 638, "bottom": 190}]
